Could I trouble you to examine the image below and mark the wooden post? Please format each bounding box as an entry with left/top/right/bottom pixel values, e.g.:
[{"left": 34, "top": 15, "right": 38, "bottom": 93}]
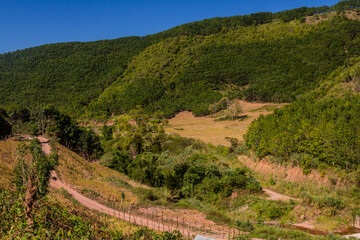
[
  {"left": 128, "top": 203, "right": 131, "bottom": 222},
  {"left": 188, "top": 218, "right": 190, "bottom": 236}
]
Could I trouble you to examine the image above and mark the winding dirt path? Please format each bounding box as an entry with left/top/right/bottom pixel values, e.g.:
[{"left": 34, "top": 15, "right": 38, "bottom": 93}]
[
  {"left": 38, "top": 137, "right": 238, "bottom": 240},
  {"left": 262, "top": 188, "right": 298, "bottom": 201}
]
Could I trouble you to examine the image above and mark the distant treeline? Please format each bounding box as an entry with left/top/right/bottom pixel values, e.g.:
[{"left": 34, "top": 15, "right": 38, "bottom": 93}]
[{"left": 155, "top": 0, "right": 360, "bottom": 37}]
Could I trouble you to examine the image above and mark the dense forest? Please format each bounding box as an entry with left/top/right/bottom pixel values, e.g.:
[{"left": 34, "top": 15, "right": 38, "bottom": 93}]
[{"left": 1, "top": 1, "right": 360, "bottom": 118}]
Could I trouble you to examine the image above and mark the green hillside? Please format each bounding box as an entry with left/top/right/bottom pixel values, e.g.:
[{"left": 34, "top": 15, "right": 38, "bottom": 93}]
[
  {"left": 244, "top": 57, "right": 360, "bottom": 172},
  {"left": 88, "top": 15, "right": 360, "bottom": 118},
  {"left": 0, "top": 37, "right": 157, "bottom": 116},
  {"left": 1, "top": 0, "right": 360, "bottom": 118}
]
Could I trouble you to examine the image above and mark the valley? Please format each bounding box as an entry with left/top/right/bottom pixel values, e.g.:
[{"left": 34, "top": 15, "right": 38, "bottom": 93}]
[{"left": 1, "top": 1, "right": 360, "bottom": 239}]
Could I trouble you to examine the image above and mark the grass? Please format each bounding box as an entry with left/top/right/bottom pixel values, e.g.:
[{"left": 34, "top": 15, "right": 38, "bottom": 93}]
[
  {"left": 54, "top": 142, "right": 149, "bottom": 206},
  {"left": 57, "top": 187, "right": 81, "bottom": 206},
  {"left": 49, "top": 186, "right": 140, "bottom": 237},
  {"left": 232, "top": 155, "right": 358, "bottom": 232},
  {"left": 247, "top": 225, "right": 345, "bottom": 240},
  {"left": 0, "top": 141, "right": 19, "bottom": 188},
  {"left": 2, "top": 136, "right": 355, "bottom": 237}
]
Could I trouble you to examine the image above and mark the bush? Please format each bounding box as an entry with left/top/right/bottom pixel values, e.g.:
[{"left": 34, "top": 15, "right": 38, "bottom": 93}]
[
  {"left": 250, "top": 200, "right": 294, "bottom": 220},
  {"left": 103, "top": 150, "right": 131, "bottom": 174}
]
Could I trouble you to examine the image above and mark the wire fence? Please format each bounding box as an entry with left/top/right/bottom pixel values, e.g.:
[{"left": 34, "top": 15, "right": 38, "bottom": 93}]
[{"left": 96, "top": 200, "right": 243, "bottom": 240}]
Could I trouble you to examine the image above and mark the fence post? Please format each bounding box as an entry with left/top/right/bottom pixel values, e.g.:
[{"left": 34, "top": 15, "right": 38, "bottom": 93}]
[
  {"left": 188, "top": 218, "right": 190, "bottom": 236},
  {"left": 128, "top": 203, "right": 131, "bottom": 222}
]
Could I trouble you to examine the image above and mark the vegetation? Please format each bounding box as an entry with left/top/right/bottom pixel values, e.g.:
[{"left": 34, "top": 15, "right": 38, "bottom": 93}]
[
  {"left": 14, "top": 139, "right": 58, "bottom": 225},
  {"left": 8, "top": 105, "right": 103, "bottom": 161},
  {"left": 245, "top": 93, "right": 360, "bottom": 173},
  {"left": 0, "top": 188, "right": 184, "bottom": 239},
  {"left": 3, "top": 1, "right": 360, "bottom": 238},
  {"left": 0, "top": 37, "right": 157, "bottom": 116},
  {"left": 44, "top": 106, "right": 103, "bottom": 160},
  {"left": 101, "top": 109, "right": 261, "bottom": 203},
  {"left": 246, "top": 225, "right": 348, "bottom": 240},
  {"left": 0, "top": 138, "right": 183, "bottom": 239}
]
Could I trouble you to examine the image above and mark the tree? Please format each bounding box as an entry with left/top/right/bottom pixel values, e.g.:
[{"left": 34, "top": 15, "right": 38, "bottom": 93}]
[
  {"left": 14, "top": 139, "right": 58, "bottom": 226},
  {"left": 112, "top": 107, "right": 167, "bottom": 158},
  {"left": 229, "top": 100, "right": 243, "bottom": 119}
]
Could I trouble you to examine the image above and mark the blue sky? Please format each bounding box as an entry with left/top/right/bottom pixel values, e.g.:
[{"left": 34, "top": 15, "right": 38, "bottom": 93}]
[{"left": 0, "top": 0, "right": 340, "bottom": 53}]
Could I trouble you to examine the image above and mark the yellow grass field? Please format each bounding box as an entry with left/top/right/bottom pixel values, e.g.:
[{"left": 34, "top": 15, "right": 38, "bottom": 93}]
[
  {"left": 165, "top": 101, "right": 286, "bottom": 146},
  {"left": 0, "top": 141, "right": 19, "bottom": 188}
]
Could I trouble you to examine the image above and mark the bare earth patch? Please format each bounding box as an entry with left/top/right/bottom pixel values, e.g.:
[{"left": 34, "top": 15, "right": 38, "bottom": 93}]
[{"left": 238, "top": 155, "right": 345, "bottom": 187}]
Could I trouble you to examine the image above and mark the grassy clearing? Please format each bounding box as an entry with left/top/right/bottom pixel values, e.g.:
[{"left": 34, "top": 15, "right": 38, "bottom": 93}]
[{"left": 165, "top": 101, "right": 286, "bottom": 146}]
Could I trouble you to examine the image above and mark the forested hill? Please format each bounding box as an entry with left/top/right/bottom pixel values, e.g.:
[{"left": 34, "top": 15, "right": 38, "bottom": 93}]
[
  {"left": 1, "top": 0, "right": 360, "bottom": 118},
  {"left": 244, "top": 55, "right": 360, "bottom": 173},
  {"left": 88, "top": 15, "right": 360, "bottom": 118}
]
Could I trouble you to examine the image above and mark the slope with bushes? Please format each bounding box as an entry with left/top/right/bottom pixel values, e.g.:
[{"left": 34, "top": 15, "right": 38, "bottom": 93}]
[{"left": 244, "top": 58, "right": 360, "bottom": 173}]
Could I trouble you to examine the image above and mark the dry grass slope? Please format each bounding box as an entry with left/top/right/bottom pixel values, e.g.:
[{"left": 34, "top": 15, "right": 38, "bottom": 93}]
[
  {"left": 54, "top": 142, "right": 148, "bottom": 206},
  {"left": 165, "top": 101, "right": 286, "bottom": 146},
  {"left": 0, "top": 141, "right": 19, "bottom": 188}
]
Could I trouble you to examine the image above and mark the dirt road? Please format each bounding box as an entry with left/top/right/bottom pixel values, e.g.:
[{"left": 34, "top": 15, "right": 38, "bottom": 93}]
[
  {"left": 38, "top": 137, "right": 239, "bottom": 240},
  {"left": 262, "top": 188, "right": 298, "bottom": 201}
]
